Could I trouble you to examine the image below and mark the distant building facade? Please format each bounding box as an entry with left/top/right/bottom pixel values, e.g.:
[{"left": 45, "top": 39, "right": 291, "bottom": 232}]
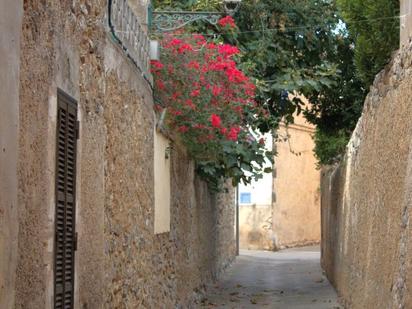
[
  {"left": 238, "top": 133, "right": 274, "bottom": 250},
  {"left": 239, "top": 109, "right": 320, "bottom": 250}
]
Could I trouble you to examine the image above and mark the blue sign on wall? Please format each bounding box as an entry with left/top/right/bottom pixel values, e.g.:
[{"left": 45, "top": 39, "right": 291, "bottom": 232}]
[{"left": 240, "top": 192, "right": 251, "bottom": 204}]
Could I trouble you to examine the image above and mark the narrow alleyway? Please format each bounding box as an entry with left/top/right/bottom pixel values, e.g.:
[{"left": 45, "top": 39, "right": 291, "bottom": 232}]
[{"left": 202, "top": 246, "right": 341, "bottom": 308}]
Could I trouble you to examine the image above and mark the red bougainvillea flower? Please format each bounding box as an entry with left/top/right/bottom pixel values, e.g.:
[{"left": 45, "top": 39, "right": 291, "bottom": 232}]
[
  {"left": 218, "top": 16, "right": 236, "bottom": 28},
  {"left": 185, "top": 99, "right": 196, "bottom": 109},
  {"left": 244, "top": 82, "right": 256, "bottom": 96},
  {"left": 152, "top": 34, "right": 274, "bottom": 190},
  {"left": 178, "top": 125, "right": 189, "bottom": 133},
  {"left": 178, "top": 43, "right": 194, "bottom": 54},
  {"left": 167, "top": 64, "right": 174, "bottom": 74},
  {"left": 212, "top": 85, "right": 222, "bottom": 96},
  {"left": 227, "top": 127, "right": 241, "bottom": 141},
  {"left": 210, "top": 114, "right": 222, "bottom": 128},
  {"left": 156, "top": 80, "right": 165, "bottom": 90},
  {"left": 171, "top": 92, "right": 180, "bottom": 100},
  {"left": 193, "top": 34, "right": 206, "bottom": 45},
  {"left": 169, "top": 38, "right": 182, "bottom": 46},
  {"left": 190, "top": 89, "right": 201, "bottom": 97},
  {"left": 151, "top": 60, "right": 164, "bottom": 69},
  {"left": 225, "top": 67, "right": 248, "bottom": 83},
  {"left": 171, "top": 109, "right": 182, "bottom": 116},
  {"left": 206, "top": 42, "right": 217, "bottom": 49},
  {"left": 218, "top": 44, "right": 240, "bottom": 58},
  {"left": 187, "top": 60, "right": 200, "bottom": 70}
]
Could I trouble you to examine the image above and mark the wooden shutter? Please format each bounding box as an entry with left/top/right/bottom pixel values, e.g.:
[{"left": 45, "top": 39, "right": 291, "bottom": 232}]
[{"left": 54, "top": 90, "right": 79, "bottom": 309}]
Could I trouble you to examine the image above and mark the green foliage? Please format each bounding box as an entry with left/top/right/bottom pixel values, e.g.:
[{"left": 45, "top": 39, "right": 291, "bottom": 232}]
[
  {"left": 337, "top": 0, "right": 399, "bottom": 86},
  {"left": 313, "top": 129, "right": 349, "bottom": 165},
  {"left": 234, "top": 0, "right": 343, "bottom": 124},
  {"left": 195, "top": 140, "right": 272, "bottom": 191},
  {"left": 233, "top": 0, "right": 367, "bottom": 163},
  {"left": 151, "top": 0, "right": 393, "bottom": 164},
  {"left": 302, "top": 34, "right": 366, "bottom": 164}
]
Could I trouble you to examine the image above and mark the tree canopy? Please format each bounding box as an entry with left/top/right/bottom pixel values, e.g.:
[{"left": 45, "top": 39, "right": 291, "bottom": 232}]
[
  {"left": 337, "top": 0, "right": 399, "bottom": 86},
  {"left": 151, "top": 0, "right": 399, "bottom": 164}
]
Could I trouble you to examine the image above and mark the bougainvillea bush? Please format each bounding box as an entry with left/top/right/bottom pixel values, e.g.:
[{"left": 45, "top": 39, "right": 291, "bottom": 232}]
[{"left": 151, "top": 25, "right": 273, "bottom": 191}]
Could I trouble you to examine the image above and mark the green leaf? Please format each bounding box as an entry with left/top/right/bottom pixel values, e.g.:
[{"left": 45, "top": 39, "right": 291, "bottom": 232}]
[
  {"left": 264, "top": 167, "right": 273, "bottom": 173},
  {"left": 241, "top": 163, "right": 252, "bottom": 172}
]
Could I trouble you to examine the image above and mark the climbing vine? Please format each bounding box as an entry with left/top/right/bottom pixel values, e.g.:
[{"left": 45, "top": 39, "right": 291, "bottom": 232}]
[{"left": 152, "top": 20, "right": 274, "bottom": 190}]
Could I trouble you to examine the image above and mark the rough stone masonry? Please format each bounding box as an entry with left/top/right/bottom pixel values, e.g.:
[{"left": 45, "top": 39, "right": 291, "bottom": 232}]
[
  {"left": 321, "top": 37, "right": 412, "bottom": 308},
  {"left": 0, "top": 1, "right": 236, "bottom": 308}
]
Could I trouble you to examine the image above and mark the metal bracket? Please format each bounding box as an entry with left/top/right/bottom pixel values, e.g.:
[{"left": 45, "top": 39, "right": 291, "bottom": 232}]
[{"left": 152, "top": 11, "right": 224, "bottom": 33}]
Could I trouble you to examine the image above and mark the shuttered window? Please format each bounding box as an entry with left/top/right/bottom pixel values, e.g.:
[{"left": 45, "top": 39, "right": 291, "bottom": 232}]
[{"left": 54, "top": 90, "right": 79, "bottom": 309}]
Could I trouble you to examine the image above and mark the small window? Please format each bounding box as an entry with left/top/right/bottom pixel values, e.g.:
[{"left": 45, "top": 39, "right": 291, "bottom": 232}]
[
  {"left": 240, "top": 192, "right": 252, "bottom": 204},
  {"left": 154, "top": 129, "right": 171, "bottom": 234}
]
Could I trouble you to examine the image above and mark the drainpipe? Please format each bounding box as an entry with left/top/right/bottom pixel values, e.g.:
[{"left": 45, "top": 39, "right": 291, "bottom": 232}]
[{"left": 236, "top": 185, "right": 239, "bottom": 256}]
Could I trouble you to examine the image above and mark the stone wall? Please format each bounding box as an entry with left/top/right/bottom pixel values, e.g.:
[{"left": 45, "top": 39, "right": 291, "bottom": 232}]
[
  {"left": 321, "top": 41, "right": 412, "bottom": 308},
  {"left": 1, "top": 0, "right": 235, "bottom": 308}
]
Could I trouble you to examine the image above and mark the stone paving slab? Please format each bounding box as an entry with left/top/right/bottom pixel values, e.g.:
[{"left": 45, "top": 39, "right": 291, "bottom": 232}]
[{"left": 201, "top": 246, "right": 342, "bottom": 309}]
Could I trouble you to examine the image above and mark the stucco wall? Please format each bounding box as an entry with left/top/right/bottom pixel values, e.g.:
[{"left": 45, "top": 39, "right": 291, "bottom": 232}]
[
  {"left": 0, "top": 1, "right": 22, "bottom": 308},
  {"left": 154, "top": 130, "right": 171, "bottom": 234},
  {"left": 8, "top": 1, "right": 235, "bottom": 308},
  {"left": 321, "top": 41, "right": 412, "bottom": 308},
  {"left": 272, "top": 114, "right": 321, "bottom": 249},
  {"left": 239, "top": 205, "right": 274, "bottom": 250}
]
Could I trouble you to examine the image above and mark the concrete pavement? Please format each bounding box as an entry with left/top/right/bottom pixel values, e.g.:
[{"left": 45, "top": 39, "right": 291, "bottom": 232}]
[{"left": 201, "top": 246, "right": 342, "bottom": 308}]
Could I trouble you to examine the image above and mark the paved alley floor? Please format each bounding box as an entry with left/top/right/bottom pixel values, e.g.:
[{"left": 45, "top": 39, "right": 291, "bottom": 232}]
[{"left": 201, "top": 246, "right": 342, "bottom": 309}]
